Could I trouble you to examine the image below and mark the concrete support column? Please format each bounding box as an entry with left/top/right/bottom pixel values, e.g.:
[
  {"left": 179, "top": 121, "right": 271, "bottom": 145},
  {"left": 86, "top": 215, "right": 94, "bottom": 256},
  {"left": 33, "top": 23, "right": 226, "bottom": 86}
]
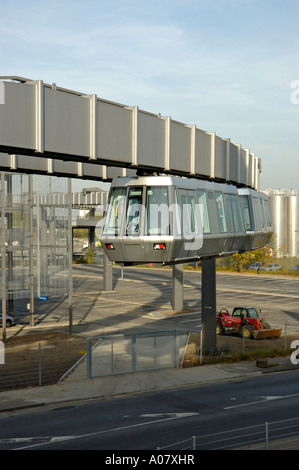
[
  {"left": 201, "top": 258, "right": 217, "bottom": 354},
  {"left": 172, "top": 263, "right": 184, "bottom": 312},
  {"left": 29, "top": 174, "right": 35, "bottom": 327},
  {"left": 68, "top": 178, "right": 73, "bottom": 335},
  {"left": 1, "top": 173, "right": 6, "bottom": 342},
  {"left": 7, "top": 174, "right": 13, "bottom": 316},
  {"left": 103, "top": 252, "right": 113, "bottom": 291}
]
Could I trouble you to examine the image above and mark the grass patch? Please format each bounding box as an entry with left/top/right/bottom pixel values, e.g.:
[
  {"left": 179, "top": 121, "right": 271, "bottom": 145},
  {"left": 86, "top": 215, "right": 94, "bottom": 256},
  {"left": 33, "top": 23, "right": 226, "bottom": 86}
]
[{"left": 182, "top": 347, "right": 292, "bottom": 368}]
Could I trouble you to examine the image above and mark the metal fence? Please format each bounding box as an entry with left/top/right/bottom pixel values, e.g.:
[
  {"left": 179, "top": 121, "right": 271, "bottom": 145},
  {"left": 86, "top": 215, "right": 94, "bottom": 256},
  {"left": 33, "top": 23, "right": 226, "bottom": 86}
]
[
  {"left": 0, "top": 336, "right": 86, "bottom": 392},
  {"left": 86, "top": 330, "right": 187, "bottom": 379},
  {"left": 157, "top": 417, "right": 299, "bottom": 450}
]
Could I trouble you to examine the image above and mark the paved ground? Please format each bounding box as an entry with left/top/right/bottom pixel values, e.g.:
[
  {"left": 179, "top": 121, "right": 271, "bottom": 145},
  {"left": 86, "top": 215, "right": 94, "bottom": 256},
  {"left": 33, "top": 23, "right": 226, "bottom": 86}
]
[
  {"left": 1, "top": 264, "right": 299, "bottom": 402},
  {"left": 1, "top": 266, "right": 299, "bottom": 451},
  {"left": 9, "top": 264, "right": 299, "bottom": 338}
]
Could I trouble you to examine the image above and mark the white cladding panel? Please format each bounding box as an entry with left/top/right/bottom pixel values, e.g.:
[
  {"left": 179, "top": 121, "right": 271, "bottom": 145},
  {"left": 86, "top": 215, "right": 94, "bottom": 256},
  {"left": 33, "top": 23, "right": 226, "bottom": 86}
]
[{"left": 0, "top": 78, "right": 261, "bottom": 189}]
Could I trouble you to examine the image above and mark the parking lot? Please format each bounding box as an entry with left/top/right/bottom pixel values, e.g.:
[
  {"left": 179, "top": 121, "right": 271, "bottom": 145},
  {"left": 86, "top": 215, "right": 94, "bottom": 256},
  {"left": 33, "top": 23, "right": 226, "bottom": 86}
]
[{"left": 6, "top": 264, "right": 299, "bottom": 340}]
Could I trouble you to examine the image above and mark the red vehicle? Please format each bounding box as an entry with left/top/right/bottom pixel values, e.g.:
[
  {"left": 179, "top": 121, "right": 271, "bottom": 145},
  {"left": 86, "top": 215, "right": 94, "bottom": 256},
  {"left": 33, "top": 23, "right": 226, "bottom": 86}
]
[{"left": 216, "top": 307, "right": 282, "bottom": 340}]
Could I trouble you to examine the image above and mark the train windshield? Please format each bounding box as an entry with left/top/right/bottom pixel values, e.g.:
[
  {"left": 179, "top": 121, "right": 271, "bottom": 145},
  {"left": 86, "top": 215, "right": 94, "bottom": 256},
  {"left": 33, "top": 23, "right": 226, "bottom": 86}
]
[
  {"left": 102, "top": 188, "right": 126, "bottom": 236},
  {"left": 146, "top": 187, "right": 169, "bottom": 235}
]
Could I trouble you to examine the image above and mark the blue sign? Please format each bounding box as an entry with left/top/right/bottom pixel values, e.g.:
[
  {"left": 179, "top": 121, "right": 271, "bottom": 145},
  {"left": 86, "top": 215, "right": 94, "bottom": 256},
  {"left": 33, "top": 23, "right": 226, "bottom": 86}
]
[{"left": 38, "top": 296, "right": 48, "bottom": 301}]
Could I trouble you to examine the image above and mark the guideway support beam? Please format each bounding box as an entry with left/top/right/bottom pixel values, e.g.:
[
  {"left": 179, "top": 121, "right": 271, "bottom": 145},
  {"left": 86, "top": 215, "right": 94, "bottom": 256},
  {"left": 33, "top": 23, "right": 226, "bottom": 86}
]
[{"left": 201, "top": 258, "right": 217, "bottom": 355}]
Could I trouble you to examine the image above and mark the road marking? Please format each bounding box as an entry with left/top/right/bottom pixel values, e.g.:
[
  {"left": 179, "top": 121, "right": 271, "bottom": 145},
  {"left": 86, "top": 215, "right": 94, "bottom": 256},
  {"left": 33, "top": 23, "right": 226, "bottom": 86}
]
[
  {"left": 224, "top": 392, "right": 299, "bottom": 410},
  {"left": 0, "top": 436, "right": 75, "bottom": 444},
  {"left": 140, "top": 412, "right": 198, "bottom": 418},
  {"left": 13, "top": 412, "right": 199, "bottom": 450},
  {"left": 217, "top": 287, "right": 299, "bottom": 299}
]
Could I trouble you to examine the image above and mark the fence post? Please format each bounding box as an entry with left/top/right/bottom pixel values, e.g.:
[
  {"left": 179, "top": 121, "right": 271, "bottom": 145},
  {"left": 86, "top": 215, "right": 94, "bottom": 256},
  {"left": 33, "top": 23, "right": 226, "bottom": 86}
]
[
  {"left": 38, "top": 343, "right": 42, "bottom": 386},
  {"left": 111, "top": 338, "right": 114, "bottom": 374},
  {"left": 192, "top": 436, "right": 196, "bottom": 450},
  {"left": 265, "top": 422, "right": 269, "bottom": 450},
  {"left": 175, "top": 330, "right": 179, "bottom": 368},
  {"left": 132, "top": 334, "right": 136, "bottom": 372},
  {"left": 87, "top": 337, "right": 92, "bottom": 379}
]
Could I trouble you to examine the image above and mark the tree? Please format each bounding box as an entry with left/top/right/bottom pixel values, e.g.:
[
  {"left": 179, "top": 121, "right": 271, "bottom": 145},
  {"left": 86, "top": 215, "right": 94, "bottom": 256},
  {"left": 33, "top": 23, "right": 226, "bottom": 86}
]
[
  {"left": 228, "top": 245, "right": 272, "bottom": 273},
  {"left": 229, "top": 251, "right": 255, "bottom": 273}
]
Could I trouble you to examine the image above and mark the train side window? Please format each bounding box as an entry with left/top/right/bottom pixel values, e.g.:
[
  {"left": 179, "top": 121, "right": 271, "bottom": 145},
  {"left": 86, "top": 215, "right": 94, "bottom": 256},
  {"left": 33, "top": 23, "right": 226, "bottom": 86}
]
[
  {"left": 173, "top": 189, "right": 182, "bottom": 237},
  {"left": 180, "top": 191, "right": 199, "bottom": 236},
  {"left": 252, "top": 197, "right": 262, "bottom": 230},
  {"left": 224, "top": 196, "right": 234, "bottom": 233},
  {"left": 102, "top": 187, "right": 126, "bottom": 236},
  {"left": 239, "top": 196, "right": 252, "bottom": 231},
  {"left": 146, "top": 186, "right": 169, "bottom": 235},
  {"left": 259, "top": 199, "right": 265, "bottom": 229},
  {"left": 215, "top": 192, "right": 227, "bottom": 233},
  {"left": 197, "top": 190, "right": 211, "bottom": 233},
  {"left": 189, "top": 194, "right": 198, "bottom": 234},
  {"left": 263, "top": 199, "right": 273, "bottom": 228},
  {"left": 126, "top": 187, "right": 143, "bottom": 235},
  {"left": 231, "top": 196, "right": 243, "bottom": 232},
  {"left": 181, "top": 194, "right": 192, "bottom": 235}
]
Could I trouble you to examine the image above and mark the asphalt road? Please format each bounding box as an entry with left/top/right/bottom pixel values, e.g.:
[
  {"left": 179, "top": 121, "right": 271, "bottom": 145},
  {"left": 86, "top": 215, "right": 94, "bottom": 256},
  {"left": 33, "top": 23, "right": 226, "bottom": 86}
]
[{"left": 1, "top": 369, "right": 299, "bottom": 450}]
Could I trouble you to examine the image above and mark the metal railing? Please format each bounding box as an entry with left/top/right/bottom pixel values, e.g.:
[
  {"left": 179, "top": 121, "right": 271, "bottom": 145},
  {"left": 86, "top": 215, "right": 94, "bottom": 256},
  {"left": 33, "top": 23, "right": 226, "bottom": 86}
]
[
  {"left": 86, "top": 330, "right": 184, "bottom": 379},
  {"left": 157, "top": 417, "right": 299, "bottom": 450}
]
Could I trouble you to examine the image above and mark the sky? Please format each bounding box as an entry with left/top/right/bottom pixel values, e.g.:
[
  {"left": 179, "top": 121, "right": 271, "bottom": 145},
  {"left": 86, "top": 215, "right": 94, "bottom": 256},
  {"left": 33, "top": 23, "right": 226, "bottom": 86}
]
[{"left": 1, "top": 0, "right": 299, "bottom": 191}]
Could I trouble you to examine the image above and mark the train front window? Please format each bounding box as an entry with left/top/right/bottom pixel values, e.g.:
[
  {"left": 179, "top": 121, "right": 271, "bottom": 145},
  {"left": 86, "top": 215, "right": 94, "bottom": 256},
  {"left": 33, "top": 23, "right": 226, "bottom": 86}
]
[
  {"left": 146, "top": 187, "right": 169, "bottom": 235},
  {"left": 103, "top": 188, "right": 126, "bottom": 236},
  {"left": 126, "top": 187, "right": 143, "bottom": 235}
]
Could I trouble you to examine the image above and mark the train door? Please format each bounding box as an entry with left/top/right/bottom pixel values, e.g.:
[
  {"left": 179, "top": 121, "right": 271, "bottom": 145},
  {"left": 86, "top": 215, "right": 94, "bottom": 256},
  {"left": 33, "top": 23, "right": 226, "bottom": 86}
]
[
  {"left": 123, "top": 186, "right": 146, "bottom": 262},
  {"left": 125, "top": 187, "right": 144, "bottom": 236}
]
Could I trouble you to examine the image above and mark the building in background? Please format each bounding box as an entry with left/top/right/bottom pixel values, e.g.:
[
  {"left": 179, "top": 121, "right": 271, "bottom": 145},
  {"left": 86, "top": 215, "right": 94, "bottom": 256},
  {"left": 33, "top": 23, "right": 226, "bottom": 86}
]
[
  {"left": 265, "top": 189, "right": 299, "bottom": 258},
  {"left": 0, "top": 173, "right": 72, "bottom": 320}
]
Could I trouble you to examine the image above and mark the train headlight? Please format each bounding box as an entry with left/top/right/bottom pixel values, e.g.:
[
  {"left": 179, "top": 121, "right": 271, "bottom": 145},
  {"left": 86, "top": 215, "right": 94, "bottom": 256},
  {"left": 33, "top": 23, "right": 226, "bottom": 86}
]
[{"left": 153, "top": 243, "right": 166, "bottom": 250}]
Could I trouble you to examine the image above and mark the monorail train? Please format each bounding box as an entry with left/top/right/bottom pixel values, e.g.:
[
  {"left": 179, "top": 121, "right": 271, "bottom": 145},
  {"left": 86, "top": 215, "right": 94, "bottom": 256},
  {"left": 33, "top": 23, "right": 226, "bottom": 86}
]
[{"left": 100, "top": 175, "right": 273, "bottom": 265}]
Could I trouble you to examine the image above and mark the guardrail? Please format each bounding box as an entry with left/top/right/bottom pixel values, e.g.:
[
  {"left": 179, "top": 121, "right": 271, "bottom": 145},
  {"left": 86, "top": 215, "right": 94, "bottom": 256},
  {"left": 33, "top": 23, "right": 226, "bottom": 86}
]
[{"left": 157, "top": 417, "right": 299, "bottom": 450}]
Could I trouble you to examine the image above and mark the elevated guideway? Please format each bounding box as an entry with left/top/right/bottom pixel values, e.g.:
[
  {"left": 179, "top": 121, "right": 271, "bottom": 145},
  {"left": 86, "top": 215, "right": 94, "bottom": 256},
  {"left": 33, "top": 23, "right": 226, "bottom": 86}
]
[{"left": 0, "top": 76, "right": 260, "bottom": 189}]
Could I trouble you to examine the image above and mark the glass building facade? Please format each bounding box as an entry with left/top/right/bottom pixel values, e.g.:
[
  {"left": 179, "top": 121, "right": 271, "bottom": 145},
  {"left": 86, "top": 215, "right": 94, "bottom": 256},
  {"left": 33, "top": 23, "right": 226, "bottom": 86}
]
[{"left": 0, "top": 173, "right": 72, "bottom": 316}]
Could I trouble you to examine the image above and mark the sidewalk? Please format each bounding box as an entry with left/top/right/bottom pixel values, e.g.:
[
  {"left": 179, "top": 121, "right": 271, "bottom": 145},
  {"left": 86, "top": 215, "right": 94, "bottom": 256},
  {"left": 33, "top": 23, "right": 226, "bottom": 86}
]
[{"left": 0, "top": 352, "right": 296, "bottom": 414}]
